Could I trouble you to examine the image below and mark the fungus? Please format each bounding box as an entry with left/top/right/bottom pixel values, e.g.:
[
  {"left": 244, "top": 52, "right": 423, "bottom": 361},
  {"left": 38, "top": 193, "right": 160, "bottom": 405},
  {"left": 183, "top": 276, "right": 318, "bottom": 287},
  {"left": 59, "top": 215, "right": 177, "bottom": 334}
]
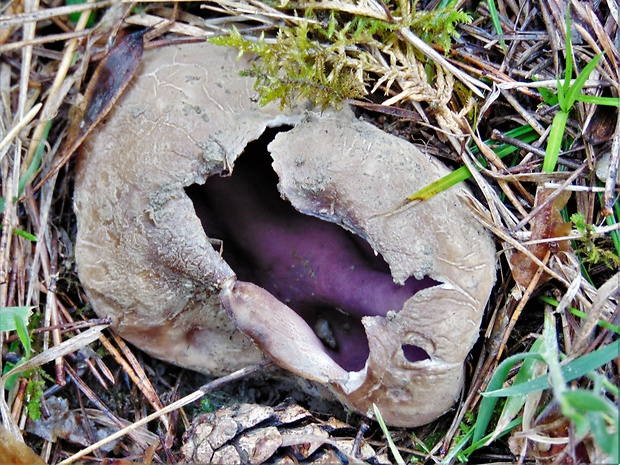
[{"left": 75, "top": 43, "right": 496, "bottom": 426}]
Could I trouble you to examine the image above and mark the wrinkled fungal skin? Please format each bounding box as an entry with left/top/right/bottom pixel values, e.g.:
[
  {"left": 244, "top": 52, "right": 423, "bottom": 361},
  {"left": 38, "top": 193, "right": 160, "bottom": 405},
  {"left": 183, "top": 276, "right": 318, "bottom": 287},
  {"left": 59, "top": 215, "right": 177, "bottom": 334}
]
[{"left": 75, "top": 43, "right": 496, "bottom": 427}]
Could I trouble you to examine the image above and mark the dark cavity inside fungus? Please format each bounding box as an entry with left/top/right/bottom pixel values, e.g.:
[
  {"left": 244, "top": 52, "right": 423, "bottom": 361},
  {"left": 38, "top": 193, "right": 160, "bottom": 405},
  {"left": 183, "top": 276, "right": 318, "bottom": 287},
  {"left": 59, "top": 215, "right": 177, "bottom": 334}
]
[{"left": 186, "top": 128, "right": 436, "bottom": 372}]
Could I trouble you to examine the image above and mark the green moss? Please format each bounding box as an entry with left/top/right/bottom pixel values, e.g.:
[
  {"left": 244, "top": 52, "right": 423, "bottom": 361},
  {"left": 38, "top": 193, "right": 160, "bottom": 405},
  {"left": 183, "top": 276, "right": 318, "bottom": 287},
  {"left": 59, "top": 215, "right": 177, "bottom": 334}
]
[
  {"left": 26, "top": 378, "right": 46, "bottom": 421},
  {"left": 571, "top": 213, "right": 620, "bottom": 270},
  {"left": 210, "top": 0, "right": 471, "bottom": 109}
]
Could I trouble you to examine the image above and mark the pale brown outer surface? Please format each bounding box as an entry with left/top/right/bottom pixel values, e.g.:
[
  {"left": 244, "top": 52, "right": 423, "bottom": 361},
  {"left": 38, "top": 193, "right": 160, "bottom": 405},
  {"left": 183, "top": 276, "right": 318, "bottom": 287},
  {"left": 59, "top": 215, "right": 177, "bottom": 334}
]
[
  {"left": 75, "top": 43, "right": 304, "bottom": 374},
  {"left": 269, "top": 118, "right": 496, "bottom": 425},
  {"left": 75, "top": 42, "right": 496, "bottom": 426}
]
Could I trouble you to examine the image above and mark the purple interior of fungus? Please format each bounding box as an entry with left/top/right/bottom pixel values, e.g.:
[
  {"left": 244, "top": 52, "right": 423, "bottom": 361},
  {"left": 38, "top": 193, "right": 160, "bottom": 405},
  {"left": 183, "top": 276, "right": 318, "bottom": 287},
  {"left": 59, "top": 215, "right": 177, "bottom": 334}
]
[{"left": 186, "top": 129, "right": 437, "bottom": 372}]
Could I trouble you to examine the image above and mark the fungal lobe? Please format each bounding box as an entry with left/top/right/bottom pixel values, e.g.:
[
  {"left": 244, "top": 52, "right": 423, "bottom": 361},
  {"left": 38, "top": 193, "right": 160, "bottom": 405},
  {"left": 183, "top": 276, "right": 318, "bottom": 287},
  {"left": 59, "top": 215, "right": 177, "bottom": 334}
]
[
  {"left": 220, "top": 279, "right": 349, "bottom": 385},
  {"left": 75, "top": 42, "right": 496, "bottom": 427}
]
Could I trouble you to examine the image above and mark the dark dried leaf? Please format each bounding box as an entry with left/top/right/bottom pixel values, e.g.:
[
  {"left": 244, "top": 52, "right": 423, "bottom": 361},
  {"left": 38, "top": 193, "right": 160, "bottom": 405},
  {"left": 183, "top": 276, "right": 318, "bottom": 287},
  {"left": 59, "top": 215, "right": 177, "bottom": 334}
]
[
  {"left": 510, "top": 188, "right": 573, "bottom": 288},
  {"left": 37, "top": 29, "right": 145, "bottom": 189}
]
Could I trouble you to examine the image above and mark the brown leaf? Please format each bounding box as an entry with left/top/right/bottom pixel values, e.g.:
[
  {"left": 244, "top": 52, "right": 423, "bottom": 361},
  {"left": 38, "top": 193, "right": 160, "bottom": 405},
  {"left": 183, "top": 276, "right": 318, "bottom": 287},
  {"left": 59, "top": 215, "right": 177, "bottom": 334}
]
[
  {"left": 36, "top": 29, "right": 145, "bottom": 190},
  {"left": 585, "top": 105, "right": 618, "bottom": 145},
  {"left": 77, "top": 29, "right": 145, "bottom": 144},
  {"left": 510, "top": 188, "right": 573, "bottom": 288}
]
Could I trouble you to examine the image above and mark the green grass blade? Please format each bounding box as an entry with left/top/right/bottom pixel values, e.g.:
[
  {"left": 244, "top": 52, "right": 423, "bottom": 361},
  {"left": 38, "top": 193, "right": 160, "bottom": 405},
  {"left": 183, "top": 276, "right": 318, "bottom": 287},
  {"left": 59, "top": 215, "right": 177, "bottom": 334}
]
[
  {"left": 408, "top": 165, "right": 473, "bottom": 200},
  {"left": 539, "top": 296, "right": 620, "bottom": 334},
  {"left": 492, "top": 338, "right": 544, "bottom": 437},
  {"left": 565, "top": 53, "right": 603, "bottom": 108},
  {"left": 0, "top": 226, "right": 37, "bottom": 242},
  {"left": 0, "top": 306, "right": 33, "bottom": 359},
  {"left": 409, "top": 126, "right": 538, "bottom": 201},
  {"left": 0, "top": 306, "right": 34, "bottom": 332},
  {"left": 483, "top": 339, "right": 620, "bottom": 398},
  {"left": 541, "top": 312, "right": 566, "bottom": 400},
  {"left": 538, "top": 84, "right": 559, "bottom": 106},
  {"left": 441, "top": 426, "right": 475, "bottom": 463},
  {"left": 18, "top": 120, "right": 52, "bottom": 199},
  {"left": 0, "top": 120, "right": 52, "bottom": 213},
  {"left": 473, "top": 352, "right": 543, "bottom": 443},
  {"left": 560, "top": 8, "right": 573, "bottom": 110},
  {"left": 576, "top": 93, "right": 620, "bottom": 106},
  {"left": 589, "top": 409, "right": 619, "bottom": 461},
  {"left": 557, "top": 77, "right": 566, "bottom": 105},
  {"left": 542, "top": 110, "right": 569, "bottom": 173},
  {"left": 460, "top": 417, "right": 522, "bottom": 459},
  {"left": 606, "top": 204, "right": 620, "bottom": 257},
  {"left": 485, "top": 0, "right": 507, "bottom": 52},
  {"left": 563, "top": 389, "right": 617, "bottom": 414},
  {"left": 14, "top": 313, "right": 31, "bottom": 359},
  {"left": 476, "top": 338, "right": 619, "bottom": 445},
  {"left": 373, "top": 404, "right": 406, "bottom": 465},
  {"left": 13, "top": 228, "right": 37, "bottom": 242}
]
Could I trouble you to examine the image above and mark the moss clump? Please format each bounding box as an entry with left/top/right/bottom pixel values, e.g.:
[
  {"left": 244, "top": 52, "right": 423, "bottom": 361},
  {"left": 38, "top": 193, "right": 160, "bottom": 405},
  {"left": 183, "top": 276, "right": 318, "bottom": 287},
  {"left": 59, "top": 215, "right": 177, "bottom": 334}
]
[{"left": 210, "top": 0, "right": 471, "bottom": 110}]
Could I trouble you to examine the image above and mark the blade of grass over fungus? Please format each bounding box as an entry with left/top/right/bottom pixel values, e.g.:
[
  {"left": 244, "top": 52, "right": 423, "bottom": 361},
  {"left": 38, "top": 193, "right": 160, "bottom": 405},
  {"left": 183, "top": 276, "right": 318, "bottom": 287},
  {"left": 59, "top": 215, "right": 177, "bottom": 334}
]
[
  {"left": 408, "top": 125, "right": 538, "bottom": 201},
  {"left": 373, "top": 404, "right": 405, "bottom": 465}
]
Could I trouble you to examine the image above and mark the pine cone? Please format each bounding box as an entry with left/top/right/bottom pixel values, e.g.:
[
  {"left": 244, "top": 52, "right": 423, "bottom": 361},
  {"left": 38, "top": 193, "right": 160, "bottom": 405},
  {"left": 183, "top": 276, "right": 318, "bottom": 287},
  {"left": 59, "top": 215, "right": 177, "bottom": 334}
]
[{"left": 181, "top": 403, "right": 391, "bottom": 464}]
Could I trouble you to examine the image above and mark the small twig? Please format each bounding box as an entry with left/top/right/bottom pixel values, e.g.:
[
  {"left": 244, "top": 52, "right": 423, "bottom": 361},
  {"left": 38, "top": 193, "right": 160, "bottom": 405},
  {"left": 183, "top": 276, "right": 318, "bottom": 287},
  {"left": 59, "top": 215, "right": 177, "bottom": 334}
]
[
  {"left": 64, "top": 363, "right": 153, "bottom": 450},
  {"left": 57, "top": 360, "right": 272, "bottom": 464},
  {"left": 571, "top": 272, "right": 620, "bottom": 356},
  {"left": 0, "top": 29, "right": 91, "bottom": 54},
  {"left": 501, "top": 89, "right": 546, "bottom": 135},
  {"left": 510, "top": 163, "right": 587, "bottom": 232},
  {"left": 399, "top": 28, "right": 490, "bottom": 98},
  {"left": 496, "top": 250, "right": 550, "bottom": 362}
]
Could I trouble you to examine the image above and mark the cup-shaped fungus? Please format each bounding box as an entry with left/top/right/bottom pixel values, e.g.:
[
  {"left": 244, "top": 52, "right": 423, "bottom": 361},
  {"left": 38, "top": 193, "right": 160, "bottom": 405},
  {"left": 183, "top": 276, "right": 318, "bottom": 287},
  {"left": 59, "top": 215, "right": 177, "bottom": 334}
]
[{"left": 75, "top": 43, "right": 496, "bottom": 427}]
